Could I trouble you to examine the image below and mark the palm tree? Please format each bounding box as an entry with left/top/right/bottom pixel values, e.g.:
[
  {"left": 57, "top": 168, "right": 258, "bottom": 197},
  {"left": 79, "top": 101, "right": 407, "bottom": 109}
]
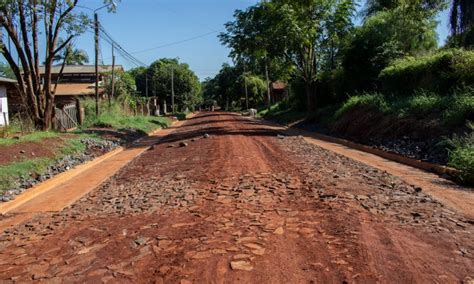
[
  {"left": 53, "top": 42, "right": 89, "bottom": 65},
  {"left": 450, "top": 0, "right": 474, "bottom": 47}
]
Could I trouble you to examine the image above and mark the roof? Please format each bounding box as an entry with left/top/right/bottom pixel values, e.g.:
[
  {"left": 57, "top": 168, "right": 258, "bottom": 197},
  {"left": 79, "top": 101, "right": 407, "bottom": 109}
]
[
  {"left": 38, "top": 65, "right": 124, "bottom": 75},
  {"left": 53, "top": 83, "right": 104, "bottom": 96},
  {"left": 271, "top": 81, "right": 287, "bottom": 90},
  {"left": 0, "top": 77, "right": 17, "bottom": 84}
]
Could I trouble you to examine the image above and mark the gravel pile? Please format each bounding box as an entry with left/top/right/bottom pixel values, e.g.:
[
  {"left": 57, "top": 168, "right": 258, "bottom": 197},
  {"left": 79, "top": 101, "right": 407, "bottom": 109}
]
[{"left": 0, "top": 138, "right": 119, "bottom": 202}]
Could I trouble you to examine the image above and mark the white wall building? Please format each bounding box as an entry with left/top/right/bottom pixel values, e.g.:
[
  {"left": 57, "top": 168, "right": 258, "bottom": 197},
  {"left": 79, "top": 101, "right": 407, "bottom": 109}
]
[{"left": 0, "top": 77, "right": 17, "bottom": 126}]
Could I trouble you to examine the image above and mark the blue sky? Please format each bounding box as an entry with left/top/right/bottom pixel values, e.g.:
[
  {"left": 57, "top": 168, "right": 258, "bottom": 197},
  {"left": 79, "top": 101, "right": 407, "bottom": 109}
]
[
  {"left": 3, "top": 0, "right": 452, "bottom": 80},
  {"left": 75, "top": 0, "right": 260, "bottom": 80}
]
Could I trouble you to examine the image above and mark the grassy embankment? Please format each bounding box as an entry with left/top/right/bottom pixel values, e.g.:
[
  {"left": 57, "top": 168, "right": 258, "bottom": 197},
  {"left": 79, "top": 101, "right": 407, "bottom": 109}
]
[
  {"left": 0, "top": 99, "right": 172, "bottom": 194},
  {"left": 261, "top": 49, "right": 474, "bottom": 184}
]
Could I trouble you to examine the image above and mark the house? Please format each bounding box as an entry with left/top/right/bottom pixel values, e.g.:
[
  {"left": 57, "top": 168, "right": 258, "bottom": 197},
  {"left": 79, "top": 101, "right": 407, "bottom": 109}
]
[
  {"left": 38, "top": 65, "right": 124, "bottom": 106},
  {"left": 0, "top": 77, "right": 18, "bottom": 126},
  {"left": 271, "top": 81, "right": 287, "bottom": 103}
]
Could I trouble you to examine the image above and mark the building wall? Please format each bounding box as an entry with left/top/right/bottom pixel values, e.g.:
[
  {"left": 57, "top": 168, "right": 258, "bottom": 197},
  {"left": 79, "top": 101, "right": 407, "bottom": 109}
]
[{"left": 0, "top": 85, "right": 9, "bottom": 126}]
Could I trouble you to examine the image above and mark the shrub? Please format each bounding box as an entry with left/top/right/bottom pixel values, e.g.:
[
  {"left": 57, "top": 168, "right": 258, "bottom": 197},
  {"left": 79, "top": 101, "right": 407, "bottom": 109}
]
[
  {"left": 334, "top": 93, "right": 389, "bottom": 119},
  {"left": 379, "top": 49, "right": 474, "bottom": 95},
  {"left": 443, "top": 88, "right": 474, "bottom": 126},
  {"left": 81, "top": 99, "right": 170, "bottom": 133},
  {"left": 399, "top": 90, "right": 444, "bottom": 118},
  {"left": 447, "top": 123, "right": 474, "bottom": 183}
]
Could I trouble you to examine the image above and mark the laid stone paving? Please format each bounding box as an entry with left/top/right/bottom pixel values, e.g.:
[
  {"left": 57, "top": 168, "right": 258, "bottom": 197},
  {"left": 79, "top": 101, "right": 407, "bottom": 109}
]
[{"left": 0, "top": 113, "right": 472, "bottom": 283}]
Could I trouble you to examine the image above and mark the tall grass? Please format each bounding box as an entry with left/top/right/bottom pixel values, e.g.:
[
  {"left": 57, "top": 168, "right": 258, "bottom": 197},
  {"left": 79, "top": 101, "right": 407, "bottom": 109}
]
[
  {"left": 446, "top": 122, "right": 474, "bottom": 184},
  {"left": 81, "top": 99, "right": 170, "bottom": 133},
  {"left": 335, "top": 88, "right": 474, "bottom": 128}
]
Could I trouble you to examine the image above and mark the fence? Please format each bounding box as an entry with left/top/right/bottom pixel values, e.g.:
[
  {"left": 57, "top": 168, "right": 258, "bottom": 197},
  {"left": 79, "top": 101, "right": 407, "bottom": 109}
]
[{"left": 54, "top": 103, "right": 79, "bottom": 132}]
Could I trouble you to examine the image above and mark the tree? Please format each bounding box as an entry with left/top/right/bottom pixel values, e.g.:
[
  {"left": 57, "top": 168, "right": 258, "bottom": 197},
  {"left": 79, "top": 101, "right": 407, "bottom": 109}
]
[
  {"left": 202, "top": 63, "right": 267, "bottom": 110},
  {"left": 0, "top": 0, "right": 117, "bottom": 130},
  {"left": 341, "top": 3, "right": 440, "bottom": 93},
  {"left": 450, "top": 0, "right": 474, "bottom": 48},
  {"left": 221, "top": 0, "right": 356, "bottom": 110},
  {"left": 0, "top": 61, "right": 14, "bottom": 79},
  {"left": 135, "top": 58, "right": 202, "bottom": 112},
  {"left": 363, "top": 0, "right": 446, "bottom": 18},
  {"left": 104, "top": 70, "right": 135, "bottom": 99},
  {"left": 53, "top": 41, "right": 89, "bottom": 65}
]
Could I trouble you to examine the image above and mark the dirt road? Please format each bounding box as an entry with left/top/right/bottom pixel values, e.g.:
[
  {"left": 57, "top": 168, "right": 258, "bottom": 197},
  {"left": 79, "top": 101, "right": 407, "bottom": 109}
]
[{"left": 0, "top": 112, "right": 473, "bottom": 283}]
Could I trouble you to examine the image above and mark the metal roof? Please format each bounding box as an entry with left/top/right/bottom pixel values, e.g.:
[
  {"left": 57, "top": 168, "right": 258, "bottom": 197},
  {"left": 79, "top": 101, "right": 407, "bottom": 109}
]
[
  {"left": 0, "top": 77, "right": 17, "bottom": 84},
  {"left": 54, "top": 83, "right": 105, "bottom": 96},
  {"left": 38, "top": 65, "right": 124, "bottom": 74}
]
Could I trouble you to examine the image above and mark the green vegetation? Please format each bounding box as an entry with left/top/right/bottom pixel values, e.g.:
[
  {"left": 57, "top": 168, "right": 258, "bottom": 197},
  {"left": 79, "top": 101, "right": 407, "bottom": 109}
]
[
  {"left": 379, "top": 49, "right": 474, "bottom": 95},
  {"left": 129, "top": 58, "right": 203, "bottom": 112},
  {"left": 202, "top": 64, "right": 268, "bottom": 111},
  {"left": 81, "top": 99, "right": 171, "bottom": 133},
  {"left": 333, "top": 89, "right": 474, "bottom": 128},
  {"left": 0, "top": 133, "right": 99, "bottom": 193},
  {"left": 446, "top": 123, "right": 474, "bottom": 184},
  {"left": 0, "top": 158, "right": 52, "bottom": 193},
  {"left": 0, "top": 131, "right": 59, "bottom": 146},
  {"left": 258, "top": 101, "right": 307, "bottom": 123}
]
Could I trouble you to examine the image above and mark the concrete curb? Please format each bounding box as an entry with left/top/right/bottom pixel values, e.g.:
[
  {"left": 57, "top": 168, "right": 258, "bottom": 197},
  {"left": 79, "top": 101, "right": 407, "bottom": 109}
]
[
  {"left": 287, "top": 129, "right": 461, "bottom": 178},
  {"left": 0, "top": 147, "right": 124, "bottom": 214}
]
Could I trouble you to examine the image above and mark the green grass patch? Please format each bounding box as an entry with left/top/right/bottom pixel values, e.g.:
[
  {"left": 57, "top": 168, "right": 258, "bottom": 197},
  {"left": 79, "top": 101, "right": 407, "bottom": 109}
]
[
  {"left": 0, "top": 158, "right": 53, "bottom": 193},
  {"left": 173, "top": 112, "right": 188, "bottom": 121},
  {"left": 82, "top": 99, "right": 171, "bottom": 133},
  {"left": 334, "top": 88, "right": 474, "bottom": 128},
  {"left": 258, "top": 101, "right": 307, "bottom": 124},
  {"left": 0, "top": 133, "right": 104, "bottom": 193},
  {"left": 334, "top": 93, "right": 390, "bottom": 119},
  {"left": 0, "top": 131, "right": 59, "bottom": 146}
]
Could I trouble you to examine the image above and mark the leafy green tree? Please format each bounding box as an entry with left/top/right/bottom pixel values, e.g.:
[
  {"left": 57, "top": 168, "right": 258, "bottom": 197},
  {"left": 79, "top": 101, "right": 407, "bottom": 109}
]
[
  {"left": 221, "top": 0, "right": 356, "bottom": 110},
  {"left": 450, "top": 0, "right": 474, "bottom": 47},
  {"left": 342, "top": 4, "right": 439, "bottom": 93},
  {"left": 0, "top": 0, "right": 118, "bottom": 130},
  {"left": 363, "top": 0, "right": 446, "bottom": 18},
  {"left": 145, "top": 58, "right": 202, "bottom": 112},
  {"left": 202, "top": 63, "right": 267, "bottom": 110},
  {"left": 104, "top": 70, "right": 136, "bottom": 99}
]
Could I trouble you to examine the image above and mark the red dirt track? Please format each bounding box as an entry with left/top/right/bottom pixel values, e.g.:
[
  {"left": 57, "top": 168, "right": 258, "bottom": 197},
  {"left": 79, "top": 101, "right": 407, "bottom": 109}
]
[{"left": 0, "top": 112, "right": 473, "bottom": 283}]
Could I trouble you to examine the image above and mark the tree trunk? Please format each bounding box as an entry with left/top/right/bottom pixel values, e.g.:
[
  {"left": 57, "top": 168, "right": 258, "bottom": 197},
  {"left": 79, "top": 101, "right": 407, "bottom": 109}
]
[{"left": 305, "top": 82, "right": 315, "bottom": 111}]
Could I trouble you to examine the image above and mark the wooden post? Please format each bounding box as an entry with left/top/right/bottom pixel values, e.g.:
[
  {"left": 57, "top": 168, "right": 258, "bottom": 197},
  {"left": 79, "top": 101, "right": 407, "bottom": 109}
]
[
  {"left": 110, "top": 43, "right": 115, "bottom": 107},
  {"left": 76, "top": 99, "right": 84, "bottom": 125},
  {"left": 2, "top": 112, "right": 8, "bottom": 137},
  {"left": 94, "top": 12, "right": 100, "bottom": 117},
  {"left": 244, "top": 63, "right": 249, "bottom": 110},
  {"left": 265, "top": 60, "right": 271, "bottom": 111},
  {"left": 171, "top": 66, "right": 175, "bottom": 113}
]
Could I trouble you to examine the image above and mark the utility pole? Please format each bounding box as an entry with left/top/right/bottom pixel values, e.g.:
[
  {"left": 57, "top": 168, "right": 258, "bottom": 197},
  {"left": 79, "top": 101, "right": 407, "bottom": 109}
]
[
  {"left": 145, "top": 75, "right": 149, "bottom": 97},
  {"left": 94, "top": 12, "right": 100, "bottom": 116},
  {"left": 244, "top": 63, "right": 249, "bottom": 110},
  {"left": 171, "top": 65, "right": 175, "bottom": 113},
  {"left": 110, "top": 42, "right": 115, "bottom": 108},
  {"left": 265, "top": 60, "right": 271, "bottom": 111}
]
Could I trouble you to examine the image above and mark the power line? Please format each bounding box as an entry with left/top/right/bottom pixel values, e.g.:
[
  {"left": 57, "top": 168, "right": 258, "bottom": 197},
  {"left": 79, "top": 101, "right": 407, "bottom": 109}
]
[{"left": 127, "top": 30, "right": 221, "bottom": 56}]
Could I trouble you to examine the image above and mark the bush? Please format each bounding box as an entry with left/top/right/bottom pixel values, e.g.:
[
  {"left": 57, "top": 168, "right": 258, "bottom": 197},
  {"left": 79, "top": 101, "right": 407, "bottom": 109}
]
[
  {"left": 446, "top": 123, "right": 474, "bottom": 183},
  {"left": 81, "top": 99, "right": 170, "bottom": 133},
  {"left": 334, "top": 93, "right": 389, "bottom": 119},
  {"left": 399, "top": 90, "right": 444, "bottom": 118},
  {"left": 379, "top": 49, "right": 474, "bottom": 95},
  {"left": 332, "top": 88, "right": 473, "bottom": 128},
  {"left": 443, "top": 88, "right": 474, "bottom": 126}
]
